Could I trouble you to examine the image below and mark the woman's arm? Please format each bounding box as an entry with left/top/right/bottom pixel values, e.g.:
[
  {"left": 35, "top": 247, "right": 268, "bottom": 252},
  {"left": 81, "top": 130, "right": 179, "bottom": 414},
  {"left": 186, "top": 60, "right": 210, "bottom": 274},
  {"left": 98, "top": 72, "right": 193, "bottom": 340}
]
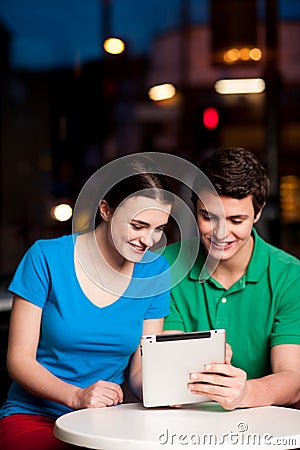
[
  {"left": 128, "top": 318, "right": 164, "bottom": 401},
  {"left": 7, "top": 295, "right": 123, "bottom": 409}
]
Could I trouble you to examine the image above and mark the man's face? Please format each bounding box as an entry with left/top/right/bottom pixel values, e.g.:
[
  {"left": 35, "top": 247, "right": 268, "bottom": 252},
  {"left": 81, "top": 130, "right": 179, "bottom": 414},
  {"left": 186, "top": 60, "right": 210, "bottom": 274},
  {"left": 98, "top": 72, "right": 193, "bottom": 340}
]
[{"left": 196, "top": 191, "right": 261, "bottom": 262}]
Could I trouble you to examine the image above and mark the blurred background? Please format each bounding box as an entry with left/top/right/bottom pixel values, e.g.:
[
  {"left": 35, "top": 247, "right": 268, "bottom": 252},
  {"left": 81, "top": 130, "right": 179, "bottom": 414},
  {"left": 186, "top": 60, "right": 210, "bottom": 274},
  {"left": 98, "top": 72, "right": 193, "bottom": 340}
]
[{"left": 0, "top": 0, "right": 300, "bottom": 402}]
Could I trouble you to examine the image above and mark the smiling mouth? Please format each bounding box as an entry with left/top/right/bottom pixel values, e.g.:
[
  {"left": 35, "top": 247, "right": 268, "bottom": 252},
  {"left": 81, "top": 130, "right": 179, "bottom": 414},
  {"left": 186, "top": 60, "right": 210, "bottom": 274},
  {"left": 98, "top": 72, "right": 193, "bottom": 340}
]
[
  {"left": 210, "top": 240, "right": 233, "bottom": 250},
  {"left": 129, "top": 242, "right": 148, "bottom": 253}
]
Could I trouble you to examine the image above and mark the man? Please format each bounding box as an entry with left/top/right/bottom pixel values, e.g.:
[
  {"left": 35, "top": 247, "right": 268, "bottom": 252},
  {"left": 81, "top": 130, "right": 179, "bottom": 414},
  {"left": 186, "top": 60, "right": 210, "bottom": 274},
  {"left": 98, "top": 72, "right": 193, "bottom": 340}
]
[{"left": 163, "top": 147, "right": 300, "bottom": 410}]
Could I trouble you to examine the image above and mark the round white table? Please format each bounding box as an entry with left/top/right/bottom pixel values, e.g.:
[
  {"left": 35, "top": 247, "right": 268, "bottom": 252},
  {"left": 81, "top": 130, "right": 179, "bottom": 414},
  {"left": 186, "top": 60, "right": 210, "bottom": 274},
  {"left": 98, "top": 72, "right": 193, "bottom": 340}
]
[{"left": 54, "top": 402, "right": 300, "bottom": 449}]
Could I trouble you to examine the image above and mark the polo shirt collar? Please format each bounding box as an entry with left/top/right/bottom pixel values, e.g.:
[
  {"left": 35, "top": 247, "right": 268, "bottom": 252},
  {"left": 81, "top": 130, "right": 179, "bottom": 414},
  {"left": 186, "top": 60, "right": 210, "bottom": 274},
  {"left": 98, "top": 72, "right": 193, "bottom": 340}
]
[
  {"left": 189, "top": 244, "right": 208, "bottom": 281},
  {"left": 245, "top": 228, "right": 269, "bottom": 282},
  {"left": 189, "top": 228, "right": 269, "bottom": 283}
]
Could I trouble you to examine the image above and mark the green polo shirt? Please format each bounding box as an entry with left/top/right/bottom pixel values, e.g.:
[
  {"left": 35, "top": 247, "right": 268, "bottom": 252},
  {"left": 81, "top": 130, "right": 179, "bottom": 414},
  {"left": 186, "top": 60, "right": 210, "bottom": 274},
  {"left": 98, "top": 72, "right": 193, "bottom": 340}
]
[{"left": 163, "top": 229, "right": 300, "bottom": 379}]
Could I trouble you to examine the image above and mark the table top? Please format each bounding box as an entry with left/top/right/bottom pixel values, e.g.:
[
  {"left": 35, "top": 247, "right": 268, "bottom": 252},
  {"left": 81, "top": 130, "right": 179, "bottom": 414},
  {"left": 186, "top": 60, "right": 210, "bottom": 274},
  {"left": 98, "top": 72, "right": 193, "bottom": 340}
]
[{"left": 54, "top": 401, "right": 300, "bottom": 449}]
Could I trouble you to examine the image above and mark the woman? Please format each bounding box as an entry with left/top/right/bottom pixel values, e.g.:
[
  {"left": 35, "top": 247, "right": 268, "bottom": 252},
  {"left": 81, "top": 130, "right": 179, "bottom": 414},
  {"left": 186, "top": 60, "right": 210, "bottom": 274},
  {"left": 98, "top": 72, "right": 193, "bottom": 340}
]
[{"left": 0, "top": 155, "right": 173, "bottom": 450}]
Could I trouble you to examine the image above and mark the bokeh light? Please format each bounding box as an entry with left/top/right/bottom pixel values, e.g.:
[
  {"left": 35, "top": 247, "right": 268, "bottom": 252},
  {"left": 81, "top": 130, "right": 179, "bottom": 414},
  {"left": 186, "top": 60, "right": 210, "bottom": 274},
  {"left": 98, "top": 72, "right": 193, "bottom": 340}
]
[
  {"left": 51, "top": 203, "right": 73, "bottom": 222},
  {"left": 148, "top": 83, "right": 176, "bottom": 101},
  {"left": 103, "top": 38, "right": 125, "bottom": 55}
]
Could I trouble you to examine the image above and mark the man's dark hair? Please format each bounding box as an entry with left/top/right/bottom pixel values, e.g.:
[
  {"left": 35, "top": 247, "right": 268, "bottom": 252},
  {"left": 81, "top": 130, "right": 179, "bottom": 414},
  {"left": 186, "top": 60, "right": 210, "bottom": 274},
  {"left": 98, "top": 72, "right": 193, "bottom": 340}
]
[{"left": 191, "top": 147, "right": 269, "bottom": 217}]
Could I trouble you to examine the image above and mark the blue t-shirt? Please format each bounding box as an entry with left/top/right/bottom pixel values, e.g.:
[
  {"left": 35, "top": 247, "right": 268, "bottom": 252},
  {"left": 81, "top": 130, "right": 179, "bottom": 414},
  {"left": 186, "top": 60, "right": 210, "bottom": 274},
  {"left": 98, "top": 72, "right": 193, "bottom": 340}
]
[{"left": 0, "top": 234, "right": 170, "bottom": 419}]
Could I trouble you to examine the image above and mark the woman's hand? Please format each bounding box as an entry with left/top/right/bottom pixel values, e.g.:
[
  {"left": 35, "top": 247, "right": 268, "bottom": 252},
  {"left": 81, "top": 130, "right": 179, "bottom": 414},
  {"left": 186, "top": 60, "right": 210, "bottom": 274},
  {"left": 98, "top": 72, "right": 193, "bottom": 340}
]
[
  {"left": 73, "top": 380, "right": 124, "bottom": 409},
  {"left": 188, "top": 363, "right": 247, "bottom": 410}
]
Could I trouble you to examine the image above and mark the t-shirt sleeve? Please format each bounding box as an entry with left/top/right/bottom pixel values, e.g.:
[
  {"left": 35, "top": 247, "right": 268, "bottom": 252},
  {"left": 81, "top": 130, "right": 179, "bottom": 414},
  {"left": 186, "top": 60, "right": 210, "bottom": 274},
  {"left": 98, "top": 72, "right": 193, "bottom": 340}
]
[
  {"left": 143, "top": 255, "right": 171, "bottom": 319},
  {"left": 270, "top": 269, "right": 300, "bottom": 346},
  {"left": 163, "top": 292, "right": 185, "bottom": 331},
  {"left": 8, "top": 241, "right": 50, "bottom": 308}
]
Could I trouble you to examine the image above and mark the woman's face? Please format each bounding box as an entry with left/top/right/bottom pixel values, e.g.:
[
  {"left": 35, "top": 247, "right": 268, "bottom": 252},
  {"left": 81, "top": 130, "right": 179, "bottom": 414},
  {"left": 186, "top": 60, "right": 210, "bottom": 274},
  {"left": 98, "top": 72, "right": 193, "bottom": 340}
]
[{"left": 106, "top": 196, "right": 172, "bottom": 262}]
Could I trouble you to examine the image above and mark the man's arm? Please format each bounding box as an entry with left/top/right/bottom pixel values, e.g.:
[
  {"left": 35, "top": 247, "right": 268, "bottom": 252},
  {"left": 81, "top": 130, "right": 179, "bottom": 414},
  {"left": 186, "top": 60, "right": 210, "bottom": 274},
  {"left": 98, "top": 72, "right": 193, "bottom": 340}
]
[
  {"left": 244, "top": 344, "right": 300, "bottom": 407},
  {"left": 188, "top": 343, "right": 300, "bottom": 410}
]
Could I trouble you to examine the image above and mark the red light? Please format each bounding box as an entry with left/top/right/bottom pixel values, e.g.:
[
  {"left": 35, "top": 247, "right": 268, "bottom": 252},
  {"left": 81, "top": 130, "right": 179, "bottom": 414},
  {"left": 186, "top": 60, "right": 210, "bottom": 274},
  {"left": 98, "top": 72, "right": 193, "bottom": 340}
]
[{"left": 203, "top": 107, "right": 219, "bottom": 130}]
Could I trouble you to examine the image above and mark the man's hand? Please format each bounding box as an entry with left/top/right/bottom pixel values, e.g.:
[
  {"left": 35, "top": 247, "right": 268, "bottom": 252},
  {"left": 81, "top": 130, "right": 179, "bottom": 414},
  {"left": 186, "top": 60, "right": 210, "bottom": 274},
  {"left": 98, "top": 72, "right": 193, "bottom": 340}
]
[
  {"left": 188, "top": 362, "right": 247, "bottom": 410},
  {"left": 225, "top": 343, "right": 233, "bottom": 364}
]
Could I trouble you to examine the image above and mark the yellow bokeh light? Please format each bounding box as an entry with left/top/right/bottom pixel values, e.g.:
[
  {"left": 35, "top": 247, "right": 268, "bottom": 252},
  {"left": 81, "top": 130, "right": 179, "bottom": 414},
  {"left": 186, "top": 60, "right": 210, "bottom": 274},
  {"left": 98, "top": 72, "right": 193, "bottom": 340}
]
[
  {"left": 103, "top": 38, "right": 125, "bottom": 55},
  {"left": 240, "top": 48, "right": 250, "bottom": 61},
  {"left": 223, "top": 48, "right": 240, "bottom": 63},
  {"left": 249, "top": 47, "right": 262, "bottom": 61},
  {"left": 223, "top": 47, "right": 262, "bottom": 64},
  {"left": 51, "top": 204, "right": 73, "bottom": 222},
  {"left": 223, "top": 52, "right": 232, "bottom": 64},
  {"left": 280, "top": 175, "right": 300, "bottom": 222},
  {"left": 148, "top": 83, "right": 176, "bottom": 101},
  {"left": 214, "top": 78, "right": 265, "bottom": 95}
]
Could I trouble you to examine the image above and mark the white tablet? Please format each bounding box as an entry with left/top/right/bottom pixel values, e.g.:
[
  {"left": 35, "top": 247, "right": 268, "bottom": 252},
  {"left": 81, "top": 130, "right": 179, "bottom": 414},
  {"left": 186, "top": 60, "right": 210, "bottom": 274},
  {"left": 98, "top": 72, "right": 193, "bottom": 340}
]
[{"left": 140, "top": 329, "right": 226, "bottom": 408}]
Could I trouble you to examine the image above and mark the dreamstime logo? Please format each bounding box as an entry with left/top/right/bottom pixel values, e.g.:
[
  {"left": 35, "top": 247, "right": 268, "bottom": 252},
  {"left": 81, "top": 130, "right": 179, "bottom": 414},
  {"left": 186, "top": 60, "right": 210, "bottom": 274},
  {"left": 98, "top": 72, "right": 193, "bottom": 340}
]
[
  {"left": 158, "top": 423, "right": 298, "bottom": 447},
  {"left": 72, "top": 152, "right": 225, "bottom": 297}
]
